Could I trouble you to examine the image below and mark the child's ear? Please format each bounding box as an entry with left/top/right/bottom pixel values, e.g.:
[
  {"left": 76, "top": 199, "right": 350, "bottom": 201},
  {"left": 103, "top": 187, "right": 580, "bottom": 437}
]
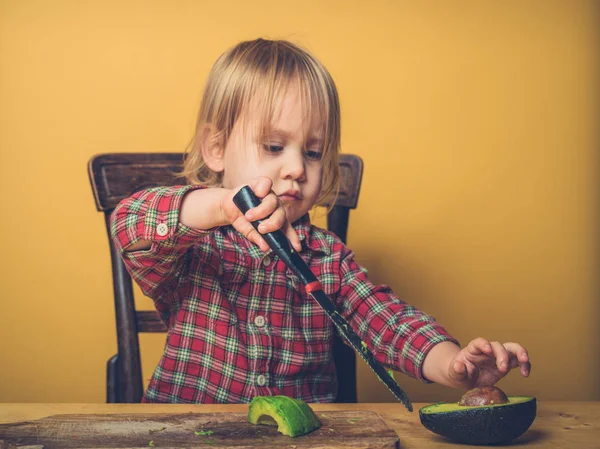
[{"left": 200, "top": 125, "right": 225, "bottom": 172}]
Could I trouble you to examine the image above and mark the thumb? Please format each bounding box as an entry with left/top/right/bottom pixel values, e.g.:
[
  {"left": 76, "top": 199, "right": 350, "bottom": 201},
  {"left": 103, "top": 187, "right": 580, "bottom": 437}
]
[
  {"left": 248, "top": 176, "right": 273, "bottom": 199},
  {"left": 449, "top": 360, "right": 468, "bottom": 383}
]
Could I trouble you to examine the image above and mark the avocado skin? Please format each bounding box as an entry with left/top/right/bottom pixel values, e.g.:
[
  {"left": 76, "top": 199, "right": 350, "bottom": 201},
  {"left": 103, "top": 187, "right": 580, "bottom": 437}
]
[{"left": 419, "top": 397, "right": 536, "bottom": 445}]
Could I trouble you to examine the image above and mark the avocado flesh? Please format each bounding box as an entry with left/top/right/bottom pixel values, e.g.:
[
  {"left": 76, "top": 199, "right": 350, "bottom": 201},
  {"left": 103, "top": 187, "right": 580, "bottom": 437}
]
[
  {"left": 422, "top": 395, "right": 531, "bottom": 413},
  {"left": 419, "top": 396, "right": 536, "bottom": 445},
  {"left": 248, "top": 395, "right": 321, "bottom": 437}
]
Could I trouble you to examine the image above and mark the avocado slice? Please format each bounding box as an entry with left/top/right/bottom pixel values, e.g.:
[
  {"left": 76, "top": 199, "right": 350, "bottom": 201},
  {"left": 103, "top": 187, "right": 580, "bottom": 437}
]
[
  {"left": 248, "top": 395, "right": 321, "bottom": 437},
  {"left": 419, "top": 394, "right": 536, "bottom": 445}
]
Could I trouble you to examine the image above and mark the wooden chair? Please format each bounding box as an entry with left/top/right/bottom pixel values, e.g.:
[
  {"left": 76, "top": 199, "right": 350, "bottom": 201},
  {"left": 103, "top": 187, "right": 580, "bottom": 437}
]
[{"left": 88, "top": 152, "right": 364, "bottom": 403}]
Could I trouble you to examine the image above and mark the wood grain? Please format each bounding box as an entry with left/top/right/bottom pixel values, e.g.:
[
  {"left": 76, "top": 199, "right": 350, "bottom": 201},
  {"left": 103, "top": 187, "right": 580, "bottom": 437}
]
[
  {"left": 1, "top": 402, "right": 599, "bottom": 448},
  {"left": 0, "top": 410, "right": 398, "bottom": 449}
]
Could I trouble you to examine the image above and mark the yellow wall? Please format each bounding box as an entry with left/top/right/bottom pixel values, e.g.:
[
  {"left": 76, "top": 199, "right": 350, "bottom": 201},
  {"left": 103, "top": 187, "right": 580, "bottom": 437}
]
[{"left": 1, "top": 1, "right": 598, "bottom": 403}]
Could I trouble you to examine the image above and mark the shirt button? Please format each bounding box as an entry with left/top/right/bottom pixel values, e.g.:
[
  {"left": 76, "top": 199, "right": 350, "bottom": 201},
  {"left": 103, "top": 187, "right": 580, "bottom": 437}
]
[
  {"left": 262, "top": 256, "right": 271, "bottom": 267},
  {"left": 156, "top": 223, "right": 169, "bottom": 236},
  {"left": 254, "top": 315, "right": 265, "bottom": 327},
  {"left": 256, "top": 374, "right": 267, "bottom": 386}
]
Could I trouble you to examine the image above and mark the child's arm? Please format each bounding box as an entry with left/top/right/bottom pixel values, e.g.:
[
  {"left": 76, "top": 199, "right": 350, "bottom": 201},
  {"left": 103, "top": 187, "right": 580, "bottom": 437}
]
[
  {"left": 110, "top": 184, "right": 215, "bottom": 304},
  {"left": 124, "top": 187, "right": 225, "bottom": 251},
  {"left": 111, "top": 176, "right": 301, "bottom": 305},
  {"left": 127, "top": 177, "right": 301, "bottom": 252},
  {"left": 422, "top": 338, "right": 531, "bottom": 389},
  {"left": 334, "top": 244, "right": 530, "bottom": 389},
  {"left": 334, "top": 245, "right": 461, "bottom": 383}
]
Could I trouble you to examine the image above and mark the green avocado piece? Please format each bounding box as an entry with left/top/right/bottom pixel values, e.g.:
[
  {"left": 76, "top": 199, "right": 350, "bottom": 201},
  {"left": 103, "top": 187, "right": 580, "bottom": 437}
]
[
  {"left": 248, "top": 395, "right": 321, "bottom": 438},
  {"left": 419, "top": 396, "right": 536, "bottom": 445}
]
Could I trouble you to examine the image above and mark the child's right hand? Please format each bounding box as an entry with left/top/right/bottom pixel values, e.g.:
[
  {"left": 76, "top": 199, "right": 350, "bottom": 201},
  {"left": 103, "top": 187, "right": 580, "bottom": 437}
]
[{"left": 221, "top": 177, "right": 302, "bottom": 253}]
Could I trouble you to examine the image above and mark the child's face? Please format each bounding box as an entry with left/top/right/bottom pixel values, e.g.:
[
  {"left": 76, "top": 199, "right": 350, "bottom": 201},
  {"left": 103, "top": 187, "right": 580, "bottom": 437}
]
[{"left": 221, "top": 89, "right": 324, "bottom": 224}]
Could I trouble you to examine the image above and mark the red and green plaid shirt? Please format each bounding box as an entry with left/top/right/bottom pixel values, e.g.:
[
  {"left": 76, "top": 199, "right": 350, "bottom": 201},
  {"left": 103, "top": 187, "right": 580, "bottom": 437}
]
[{"left": 111, "top": 185, "right": 459, "bottom": 403}]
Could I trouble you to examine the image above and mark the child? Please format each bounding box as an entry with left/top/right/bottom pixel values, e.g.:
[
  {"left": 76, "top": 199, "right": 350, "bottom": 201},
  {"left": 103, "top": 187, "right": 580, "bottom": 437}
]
[{"left": 111, "top": 38, "right": 531, "bottom": 404}]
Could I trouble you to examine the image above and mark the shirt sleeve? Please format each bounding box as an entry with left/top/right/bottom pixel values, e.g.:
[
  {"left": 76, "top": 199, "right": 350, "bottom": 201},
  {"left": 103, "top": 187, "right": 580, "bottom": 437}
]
[
  {"left": 110, "top": 185, "right": 213, "bottom": 315},
  {"left": 336, "top": 246, "right": 460, "bottom": 383}
]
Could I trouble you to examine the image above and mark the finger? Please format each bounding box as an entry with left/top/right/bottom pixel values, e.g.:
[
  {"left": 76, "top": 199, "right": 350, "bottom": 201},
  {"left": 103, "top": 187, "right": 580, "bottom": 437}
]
[
  {"left": 503, "top": 342, "right": 531, "bottom": 377},
  {"left": 490, "top": 341, "right": 510, "bottom": 372},
  {"left": 509, "top": 357, "right": 531, "bottom": 377},
  {"left": 521, "top": 361, "right": 531, "bottom": 377},
  {"left": 245, "top": 192, "right": 279, "bottom": 221},
  {"left": 284, "top": 221, "right": 302, "bottom": 252},
  {"left": 257, "top": 206, "right": 287, "bottom": 234},
  {"left": 233, "top": 217, "right": 269, "bottom": 252},
  {"left": 466, "top": 338, "right": 493, "bottom": 357},
  {"left": 502, "top": 342, "right": 530, "bottom": 362},
  {"left": 251, "top": 195, "right": 301, "bottom": 252}
]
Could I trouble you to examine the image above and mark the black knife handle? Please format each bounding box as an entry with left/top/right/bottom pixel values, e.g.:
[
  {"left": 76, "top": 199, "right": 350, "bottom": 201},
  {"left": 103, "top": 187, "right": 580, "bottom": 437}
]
[{"left": 232, "top": 186, "right": 317, "bottom": 285}]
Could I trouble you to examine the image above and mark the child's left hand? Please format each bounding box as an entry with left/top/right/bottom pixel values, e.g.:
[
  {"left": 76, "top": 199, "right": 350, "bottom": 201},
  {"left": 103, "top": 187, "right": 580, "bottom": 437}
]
[{"left": 448, "top": 338, "right": 531, "bottom": 389}]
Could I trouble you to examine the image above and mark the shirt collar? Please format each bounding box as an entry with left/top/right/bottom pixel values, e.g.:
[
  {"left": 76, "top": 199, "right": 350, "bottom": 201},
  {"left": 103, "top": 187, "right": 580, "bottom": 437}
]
[{"left": 294, "top": 214, "right": 331, "bottom": 256}]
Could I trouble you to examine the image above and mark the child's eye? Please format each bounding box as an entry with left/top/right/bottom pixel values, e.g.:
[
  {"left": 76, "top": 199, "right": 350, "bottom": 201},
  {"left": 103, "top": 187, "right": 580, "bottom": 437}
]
[
  {"left": 263, "top": 144, "right": 284, "bottom": 154},
  {"left": 305, "top": 149, "right": 323, "bottom": 161}
]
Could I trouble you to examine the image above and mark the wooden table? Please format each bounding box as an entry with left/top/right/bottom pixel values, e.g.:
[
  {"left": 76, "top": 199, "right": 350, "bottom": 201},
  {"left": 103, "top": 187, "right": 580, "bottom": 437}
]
[{"left": 0, "top": 402, "right": 598, "bottom": 448}]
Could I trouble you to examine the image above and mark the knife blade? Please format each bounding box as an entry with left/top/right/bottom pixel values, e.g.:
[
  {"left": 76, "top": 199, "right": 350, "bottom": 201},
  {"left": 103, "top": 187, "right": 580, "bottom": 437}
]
[{"left": 233, "top": 186, "right": 413, "bottom": 412}]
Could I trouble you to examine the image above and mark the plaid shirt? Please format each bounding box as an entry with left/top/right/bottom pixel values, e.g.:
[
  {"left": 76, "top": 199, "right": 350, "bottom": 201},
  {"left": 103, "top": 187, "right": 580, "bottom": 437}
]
[{"left": 111, "top": 185, "right": 459, "bottom": 404}]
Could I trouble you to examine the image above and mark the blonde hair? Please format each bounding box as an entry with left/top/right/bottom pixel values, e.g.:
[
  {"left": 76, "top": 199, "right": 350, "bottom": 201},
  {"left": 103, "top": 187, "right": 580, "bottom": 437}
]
[{"left": 181, "top": 38, "right": 341, "bottom": 207}]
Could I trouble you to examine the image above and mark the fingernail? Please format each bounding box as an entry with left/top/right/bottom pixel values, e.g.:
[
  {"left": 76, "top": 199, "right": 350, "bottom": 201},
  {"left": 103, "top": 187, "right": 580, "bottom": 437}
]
[
  {"left": 246, "top": 212, "right": 253, "bottom": 220},
  {"left": 258, "top": 224, "right": 266, "bottom": 232}
]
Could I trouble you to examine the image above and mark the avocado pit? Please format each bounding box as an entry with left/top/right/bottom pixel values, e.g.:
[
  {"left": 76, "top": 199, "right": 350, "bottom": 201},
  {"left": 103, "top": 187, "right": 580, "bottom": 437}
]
[{"left": 458, "top": 385, "right": 510, "bottom": 407}]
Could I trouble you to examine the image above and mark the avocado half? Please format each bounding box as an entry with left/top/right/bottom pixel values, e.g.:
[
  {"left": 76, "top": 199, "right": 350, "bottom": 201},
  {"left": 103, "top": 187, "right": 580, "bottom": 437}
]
[
  {"left": 248, "top": 395, "right": 321, "bottom": 437},
  {"left": 419, "top": 394, "right": 536, "bottom": 445}
]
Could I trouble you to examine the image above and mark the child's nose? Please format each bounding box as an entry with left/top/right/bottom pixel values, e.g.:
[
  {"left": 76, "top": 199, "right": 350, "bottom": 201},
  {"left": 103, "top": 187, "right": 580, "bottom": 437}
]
[{"left": 281, "top": 150, "right": 306, "bottom": 181}]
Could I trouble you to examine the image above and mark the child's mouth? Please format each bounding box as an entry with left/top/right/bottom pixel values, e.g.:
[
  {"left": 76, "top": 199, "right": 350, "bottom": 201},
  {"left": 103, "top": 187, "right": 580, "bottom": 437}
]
[
  {"left": 279, "top": 194, "right": 300, "bottom": 202},
  {"left": 278, "top": 190, "right": 302, "bottom": 202}
]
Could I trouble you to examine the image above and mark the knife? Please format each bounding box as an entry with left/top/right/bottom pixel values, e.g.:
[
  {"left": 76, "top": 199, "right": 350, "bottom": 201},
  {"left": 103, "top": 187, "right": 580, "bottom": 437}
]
[{"left": 233, "top": 186, "right": 413, "bottom": 412}]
